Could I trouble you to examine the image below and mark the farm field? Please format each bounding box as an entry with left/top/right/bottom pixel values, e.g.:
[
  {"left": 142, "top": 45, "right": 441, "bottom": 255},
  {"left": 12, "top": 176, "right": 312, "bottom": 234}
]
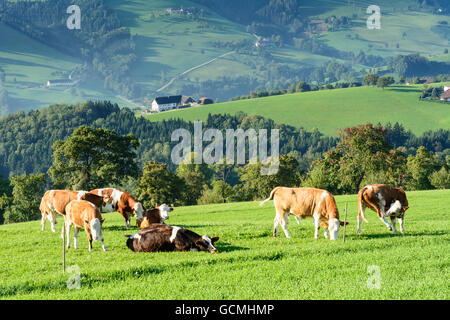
[
  {"left": 0, "top": 189, "right": 448, "bottom": 300},
  {"left": 145, "top": 84, "right": 450, "bottom": 137}
]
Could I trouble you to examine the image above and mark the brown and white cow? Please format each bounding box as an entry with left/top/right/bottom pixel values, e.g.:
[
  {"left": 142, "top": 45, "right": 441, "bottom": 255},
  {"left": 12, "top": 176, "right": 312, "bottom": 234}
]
[
  {"left": 260, "top": 187, "right": 348, "bottom": 240},
  {"left": 126, "top": 224, "right": 219, "bottom": 253},
  {"left": 90, "top": 188, "right": 144, "bottom": 228},
  {"left": 40, "top": 190, "right": 111, "bottom": 233},
  {"left": 137, "top": 204, "right": 173, "bottom": 229},
  {"left": 357, "top": 184, "right": 409, "bottom": 234},
  {"left": 64, "top": 200, "right": 107, "bottom": 251}
]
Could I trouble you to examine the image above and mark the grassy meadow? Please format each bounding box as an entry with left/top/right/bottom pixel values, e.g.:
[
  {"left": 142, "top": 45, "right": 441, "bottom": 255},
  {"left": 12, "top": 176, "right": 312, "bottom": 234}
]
[
  {"left": 145, "top": 84, "right": 450, "bottom": 136},
  {"left": 0, "top": 189, "right": 448, "bottom": 300}
]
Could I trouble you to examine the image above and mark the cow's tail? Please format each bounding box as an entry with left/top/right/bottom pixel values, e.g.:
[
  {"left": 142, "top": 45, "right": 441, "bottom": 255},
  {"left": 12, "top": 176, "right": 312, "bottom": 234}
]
[
  {"left": 259, "top": 187, "right": 281, "bottom": 207},
  {"left": 358, "top": 187, "right": 369, "bottom": 223}
]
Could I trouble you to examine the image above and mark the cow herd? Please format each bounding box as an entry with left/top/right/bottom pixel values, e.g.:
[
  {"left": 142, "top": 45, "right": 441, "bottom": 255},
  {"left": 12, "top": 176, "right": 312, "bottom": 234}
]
[
  {"left": 39, "top": 188, "right": 220, "bottom": 253},
  {"left": 39, "top": 184, "right": 409, "bottom": 254}
]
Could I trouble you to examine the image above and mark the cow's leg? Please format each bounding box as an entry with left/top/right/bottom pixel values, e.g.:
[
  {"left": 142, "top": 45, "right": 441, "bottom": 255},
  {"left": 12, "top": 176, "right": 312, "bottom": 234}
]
[
  {"left": 65, "top": 222, "right": 71, "bottom": 249},
  {"left": 280, "top": 213, "right": 291, "bottom": 239},
  {"left": 41, "top": 214, "right": 47, "bottom": 231},
  {"left": 357, "top": 203, "right": 366, "bottom": 233},
  {"left": 313, "top": 213, "right": 320, "bottom": 239},
  {"left": 293, "top": 215, "right": 301, "bottom": 225},
  {"left": 390, "top": 216, "right": 398, "bottom": 234},
  {"left": 87, "top": 232, "right": 93, "bottom": 251},
  {"left": 273, "top": 211, "right": 281, "bottom": 237},
  {"left": 119, "top": 209, "right": 130, "bottom": 228},
  {"left": 101, "top": 239, "right": 107, "bottom": 252},
  {"left": 74, "top": 227, "right": 80, "bottom": 249},
  {"left": 323, "top": 228, "right": 329, "bottom": 239},
  {"left": 48, "top": 210, "right": 57, "bottom": 233},
  {"left": 398, "top": 217, "right": 405, "bottom": 233},
  {"left": 378, "top": 215, "right": 393, "bottom": 231}
]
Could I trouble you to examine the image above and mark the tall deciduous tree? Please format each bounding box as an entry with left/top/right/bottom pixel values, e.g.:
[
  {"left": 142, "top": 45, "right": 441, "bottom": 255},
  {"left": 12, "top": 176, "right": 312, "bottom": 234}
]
[
  {"left": 48, "top": 126, "right": 139, "bottom": 190},
  {"left": 138, "top": 161, "right": 185, "bottom": 208},
  {"left": 2, "top": 173, "right": 46, "bottom": 224},
  {"left": 239, "top": 154, "right": 300, "bottom": 199},
  {"left": 305, "top": 123, "right": 407, "bottom": 194},
  {"left": 406, "top": 146, "right": 439, "bottom": 190}
]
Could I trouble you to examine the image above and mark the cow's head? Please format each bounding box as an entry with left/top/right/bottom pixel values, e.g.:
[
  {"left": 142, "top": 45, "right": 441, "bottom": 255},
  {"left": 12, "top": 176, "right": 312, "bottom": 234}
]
[
  {"left": 325, "top": 219, "right": 349, "bottom": 240},
  {"left": 90, "top": 217, "right": 105, "bottom": 241},
  {"left": 195, "top": 235, "right": 219, "bottom": 254},
  {"left": 102, "top": 194, "right": 113, "bottom": 207},
  {"left": 133, "top": 202, "right": 144, "bottom": 221},
  {"left": 386, "top": 200, "right": 403, "bottom": 216},
  {"left": 157, "top": 204, "right": 173, "bottom": 222}
]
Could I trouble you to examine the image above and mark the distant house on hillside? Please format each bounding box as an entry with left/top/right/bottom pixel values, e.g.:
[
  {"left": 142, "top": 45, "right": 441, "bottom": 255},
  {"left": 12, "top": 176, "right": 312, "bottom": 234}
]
[
  {"left": 439, "top": 90, "right": 450, "bottom": 102},
  {"left": 46, "top": 79, "right": 75, "bottom": 87},
  {"left": 198, "top": 97, "right": 214, "bottom": 105},
  {"left": 151, "top": 95, "right": 195, "bottom": 112},
  {"left": 255, "top": 38, "right": 275, "bottom": 48},
  {"left": 166, "top": 7, "right": 196, "bottom": 16}
]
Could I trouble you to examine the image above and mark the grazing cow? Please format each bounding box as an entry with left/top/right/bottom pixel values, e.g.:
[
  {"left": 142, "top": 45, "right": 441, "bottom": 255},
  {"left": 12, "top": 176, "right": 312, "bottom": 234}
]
[
  {"left": 126, "top": 224, "right": 219, "bottom": 253},
  {"left": 90, "top": 188, "right": 144, "bottom": 228},
  {"left": 357, "top": 184, "right": 409, "bottom": 234},
  {"left": 138, "top": 204, "right": 173, "bottom": 229},
  {"left": 260, "top": 187, "right": 348, "bottom": 240},
  {"left": 64, "top": 200, "right": 107, "bottom": 251},
  {"left": 40, "top": 190, "right": 110, "bottom": 232}
]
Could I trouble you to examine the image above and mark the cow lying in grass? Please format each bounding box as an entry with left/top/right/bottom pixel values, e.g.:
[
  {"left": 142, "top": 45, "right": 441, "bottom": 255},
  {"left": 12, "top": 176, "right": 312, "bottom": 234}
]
[
  {"left": 126, "top": 224, "right": 219, "bottom": 253},
  {"left": 64, "top": 200, "right": 107, "bottom": 252},
  {"left": 137, "top": 204, "right": 173, "bottom": 229},
  {"left": 260, "top": 187, "right": 348, "bottom": 240},
  {"left": 357, "top": 184, "right": 409, "bottom": 234},
  {"left": 40, "top": 190, "right": 111, "bottom": 232}
]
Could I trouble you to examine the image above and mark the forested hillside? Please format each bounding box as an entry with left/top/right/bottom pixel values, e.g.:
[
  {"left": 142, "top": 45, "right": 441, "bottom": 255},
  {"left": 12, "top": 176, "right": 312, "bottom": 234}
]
[
  {"left": 0, "top": 101, "right": 338, "bottom": 177},
  {"left": 0, "top": 101, "right": 448, "bottom": 179}
]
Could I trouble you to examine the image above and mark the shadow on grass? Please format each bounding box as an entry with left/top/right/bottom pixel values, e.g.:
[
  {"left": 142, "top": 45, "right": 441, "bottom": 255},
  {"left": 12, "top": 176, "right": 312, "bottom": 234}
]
[
  {"left": 356, "top": 230, "right": 447, "bottom": 239},
  {"left": 103, "top": 225, "right": 140, "bottom": 232},
  {"left": 216, "top": 242, "right": 250, "bottom": 253}
]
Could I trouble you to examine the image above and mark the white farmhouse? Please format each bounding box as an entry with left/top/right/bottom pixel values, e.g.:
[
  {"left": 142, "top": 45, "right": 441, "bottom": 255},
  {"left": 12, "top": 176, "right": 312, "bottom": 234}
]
[{"left": 151, "top": 95, "right": 182, "bottom": 112}]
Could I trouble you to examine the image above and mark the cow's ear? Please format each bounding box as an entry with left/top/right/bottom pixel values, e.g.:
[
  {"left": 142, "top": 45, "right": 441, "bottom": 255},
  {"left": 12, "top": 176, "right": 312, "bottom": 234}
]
[
  {"left": 170, "top": 207, "right": 174, "bottom": 211},
  {"left": 194, "top": 240, "right": 201, "bottom": 247},
  {"left": 340, "top": 221, "right": 349, "bottom": 226},
  {"left": 100, "top": 218, "right": 105, "bottom": 224},
  {"left": 211, "top": 236, "right": 219, "bottom": 243}
]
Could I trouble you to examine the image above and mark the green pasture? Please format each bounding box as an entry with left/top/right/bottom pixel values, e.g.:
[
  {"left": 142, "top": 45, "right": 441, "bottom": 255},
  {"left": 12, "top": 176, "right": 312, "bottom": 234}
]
[
  {"left": 145, "top": 84, "right": 450, "bottom": 137},
  {"left": 0, "top": 189, "right": 448, "bottom": 300}
]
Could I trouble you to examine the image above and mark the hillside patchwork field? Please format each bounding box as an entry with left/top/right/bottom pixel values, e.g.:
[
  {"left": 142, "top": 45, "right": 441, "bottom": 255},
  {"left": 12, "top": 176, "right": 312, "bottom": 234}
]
[
  {"left": 1, "top": 0, "right": 449, "bottom": 113},
  {"left": 0, "top": 190, "right": 448, "bottom": 300},
  {"left": 145, "top": 84, "right": 450, "bottom": 136}
]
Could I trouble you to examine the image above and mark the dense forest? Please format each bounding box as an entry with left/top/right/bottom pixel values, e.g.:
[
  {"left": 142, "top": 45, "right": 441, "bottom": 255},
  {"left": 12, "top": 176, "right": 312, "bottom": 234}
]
[
  {"left": 0, "top": 101, "right": 339, "bottom": 178},
  {"left": 0, "top": 100, "right": 448, "bottom": 180}
]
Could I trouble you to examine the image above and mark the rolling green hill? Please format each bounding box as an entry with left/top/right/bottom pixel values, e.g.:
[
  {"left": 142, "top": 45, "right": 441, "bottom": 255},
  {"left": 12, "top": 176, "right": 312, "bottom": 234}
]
[
  {"left": 1, "top": 0, "right": 449, "bottom": 114},
  {"left": 145, "top": 84, "right": 450, "bottom": 137},
  {"left": 0, "top": 190, "right": 448, "bottom": 299},
  {"left": 0, "top": 22, "right": 138, "bottom": 114}
]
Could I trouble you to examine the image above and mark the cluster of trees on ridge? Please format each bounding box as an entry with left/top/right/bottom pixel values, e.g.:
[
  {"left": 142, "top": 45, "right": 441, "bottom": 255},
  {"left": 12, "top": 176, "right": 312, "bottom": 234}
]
[{"left": 0, "top": 101, "right": 449, "bottom": 224}]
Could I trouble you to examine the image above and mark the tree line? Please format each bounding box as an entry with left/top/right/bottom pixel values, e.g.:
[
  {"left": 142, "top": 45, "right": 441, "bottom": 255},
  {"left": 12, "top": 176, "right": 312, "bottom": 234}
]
[{"left": 0, "top": 101, "right": 448, "bottom": 224}]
